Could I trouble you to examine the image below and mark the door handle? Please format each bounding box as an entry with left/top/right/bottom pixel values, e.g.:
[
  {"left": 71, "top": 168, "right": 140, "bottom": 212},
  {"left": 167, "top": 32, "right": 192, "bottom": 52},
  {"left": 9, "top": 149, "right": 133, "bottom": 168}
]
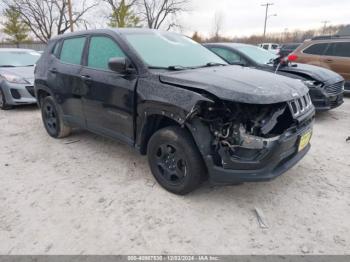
[
  {"left": 80, "top": 75, "right": 93, "bottom": 85},
  {"left": 80, "top": 75, "right": 91, "bottom": 81},
  {"left": 50, "top": 68, "right": 58, "bottom": 73},
  {"left": 325, "top": 59, "right": 333, "bottom": 63}
]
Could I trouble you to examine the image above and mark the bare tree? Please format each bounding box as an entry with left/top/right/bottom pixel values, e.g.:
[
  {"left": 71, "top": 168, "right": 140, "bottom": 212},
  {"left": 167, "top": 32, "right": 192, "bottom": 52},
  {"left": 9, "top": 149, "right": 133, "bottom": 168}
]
[
  {"left": 212, "top": 11, "right": 224, "bottom": 41},
  {"left": 3, "top": 0, "right": 98, "bottom": 43},
  {"left": 139, "top": 0, "right": 188, "bottom": 30}
]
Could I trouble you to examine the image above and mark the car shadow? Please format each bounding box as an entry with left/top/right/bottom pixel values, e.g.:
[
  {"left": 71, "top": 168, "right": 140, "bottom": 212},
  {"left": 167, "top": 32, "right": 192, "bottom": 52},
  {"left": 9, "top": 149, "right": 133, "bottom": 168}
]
[
  {"left": 60, "top": 127, "right": 282, "bottom": 201},
  {"left": 7, "top": 104, "right": 39, "bottom": 112}
]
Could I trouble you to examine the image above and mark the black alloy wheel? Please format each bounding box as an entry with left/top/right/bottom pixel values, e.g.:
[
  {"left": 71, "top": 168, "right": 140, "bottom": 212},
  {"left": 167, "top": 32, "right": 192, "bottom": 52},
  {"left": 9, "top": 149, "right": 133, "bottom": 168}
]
[
  {"left": 147, "top": 126, "right": 206, "bottom": 195},
  {"left": 41, "top": 96, "right": 71, "bottom": 138},
  {"left": 155, "top": 143, "right": 188, "bottom": 185}
]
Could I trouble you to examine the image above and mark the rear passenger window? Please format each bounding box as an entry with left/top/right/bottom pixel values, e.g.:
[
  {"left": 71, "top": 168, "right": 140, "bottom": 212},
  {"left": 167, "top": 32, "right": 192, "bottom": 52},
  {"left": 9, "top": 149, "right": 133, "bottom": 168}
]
[
  {"left": 60, "top": 37, "right": 86, "bottom": 65},
  {"left": 325, "top": 42, "right": 350, "bottom": 58},
  {"left": 88, "top": 36, "right": 126, "bottom": 70},
  {"left": 303, "top": 43, "right": 328, "bottom": 55}
]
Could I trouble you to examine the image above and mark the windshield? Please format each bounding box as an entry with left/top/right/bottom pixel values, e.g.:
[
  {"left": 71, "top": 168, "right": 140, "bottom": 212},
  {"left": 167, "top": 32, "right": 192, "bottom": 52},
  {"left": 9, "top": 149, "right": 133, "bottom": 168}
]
[
  {"left": 0, "top": 50, "right": 41, "bottom": 67},
  {"left": 124, "top": 31, "right": 227, "bottom": 68},
  {"left": 236, "top": 45, "right": 278, "bottom": 65}
]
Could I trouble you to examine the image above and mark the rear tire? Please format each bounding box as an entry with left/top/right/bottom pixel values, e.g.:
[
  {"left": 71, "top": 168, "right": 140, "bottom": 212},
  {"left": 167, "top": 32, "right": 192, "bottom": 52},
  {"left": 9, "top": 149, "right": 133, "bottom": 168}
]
[
  {"left": 41, "top": 96, "right": 71, "bottom": 138},
  {"left": 147, "top": 126, "right": 206, "bottom": 195},
  {"left": 0, "top": 87, "right": 12, "bottom": 110}
]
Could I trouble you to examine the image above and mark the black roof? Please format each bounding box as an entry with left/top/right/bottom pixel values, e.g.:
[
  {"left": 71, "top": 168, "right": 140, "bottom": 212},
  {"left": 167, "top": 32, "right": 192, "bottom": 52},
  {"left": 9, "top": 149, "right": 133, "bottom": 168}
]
[{"left": 49, "top": 28, "right": 169, "bottom": 42}]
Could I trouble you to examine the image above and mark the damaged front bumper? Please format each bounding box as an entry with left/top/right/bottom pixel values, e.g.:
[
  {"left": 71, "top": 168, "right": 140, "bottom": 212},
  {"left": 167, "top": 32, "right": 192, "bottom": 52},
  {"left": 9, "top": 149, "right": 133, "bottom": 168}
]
[
  {"left": 205, "top": 122, "right": 313, "bottom": 184},
  {"left": 309, "top": 88, "right": 343, "bottom": 111},
  {"left": 308, "top": 81, "right": 344, "bottom": 111},
  {"left": 188, "top": 95, "right": 315, "bottom": 185}
]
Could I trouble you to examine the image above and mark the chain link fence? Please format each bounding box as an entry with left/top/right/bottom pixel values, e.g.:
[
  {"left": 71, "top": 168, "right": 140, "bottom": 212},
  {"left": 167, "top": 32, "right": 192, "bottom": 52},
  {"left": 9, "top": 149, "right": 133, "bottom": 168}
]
[{"left": 0, "top": 42, "right": 46, "bottom": 51}]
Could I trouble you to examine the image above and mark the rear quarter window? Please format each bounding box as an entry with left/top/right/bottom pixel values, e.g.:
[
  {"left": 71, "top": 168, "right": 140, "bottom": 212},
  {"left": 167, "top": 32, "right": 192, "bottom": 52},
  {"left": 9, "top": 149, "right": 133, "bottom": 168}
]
[
  {"left": 52, "top": 41, "right": 61, "bottom": 57},
  {"left": 60, "top": 37, "right": 86, "bottom": 65},
  {"left": 303, "top": 43, "right": 328, "bottom": 55},
  {"left": 325, "top": 42, "right": 350, "bottom": 58}
]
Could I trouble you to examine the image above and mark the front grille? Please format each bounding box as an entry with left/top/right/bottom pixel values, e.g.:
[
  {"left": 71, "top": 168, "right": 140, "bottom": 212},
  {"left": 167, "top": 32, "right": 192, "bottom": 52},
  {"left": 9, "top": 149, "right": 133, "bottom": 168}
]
[
  {"left": 325, "top": 81, "right": 344, "bottom": 95},
  {"left": 25, "top": 86, "right": 35, "bottom": 97},
  {"left": 287, "top": 93, "right": 313, "bottom": 118}
]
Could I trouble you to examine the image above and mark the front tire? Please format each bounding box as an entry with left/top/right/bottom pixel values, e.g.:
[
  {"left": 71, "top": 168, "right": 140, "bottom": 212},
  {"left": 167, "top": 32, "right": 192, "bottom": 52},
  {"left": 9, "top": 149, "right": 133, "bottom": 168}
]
[
  {"left": 41, "top": 96, "right": 71, "bottom": 138},
  {"left": 0, "top": 87, "right": 12, "bottom": 110},
  {"left": 147, "top": 126, "right": 206, "bottom": 195}
]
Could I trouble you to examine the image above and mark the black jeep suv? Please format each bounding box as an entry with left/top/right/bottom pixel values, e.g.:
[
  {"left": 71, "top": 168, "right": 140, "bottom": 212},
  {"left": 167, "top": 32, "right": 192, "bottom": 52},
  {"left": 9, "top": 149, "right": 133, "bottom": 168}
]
[{"left": 35, "top": 29, "right": 315, "bottom": 195}]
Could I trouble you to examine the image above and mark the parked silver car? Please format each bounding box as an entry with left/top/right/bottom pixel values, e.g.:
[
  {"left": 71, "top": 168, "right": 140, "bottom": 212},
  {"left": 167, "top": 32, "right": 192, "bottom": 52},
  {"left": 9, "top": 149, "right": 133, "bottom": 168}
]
[{"left": 0, "top": 48, "right": 41, "bottom": 110}]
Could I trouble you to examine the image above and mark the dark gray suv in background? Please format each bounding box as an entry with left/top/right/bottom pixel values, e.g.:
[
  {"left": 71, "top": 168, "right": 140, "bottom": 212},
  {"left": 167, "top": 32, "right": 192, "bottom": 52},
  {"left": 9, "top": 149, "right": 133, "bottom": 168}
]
[{"left": 34, "top": 29, "right": 315, "bottom": 194}]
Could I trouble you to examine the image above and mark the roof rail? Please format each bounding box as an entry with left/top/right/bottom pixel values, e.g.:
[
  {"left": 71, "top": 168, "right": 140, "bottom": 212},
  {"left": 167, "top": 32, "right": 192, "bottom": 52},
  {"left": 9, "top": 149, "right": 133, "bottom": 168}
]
[{"left": 311, "top": 35, "right": 350, "bottom": 40}]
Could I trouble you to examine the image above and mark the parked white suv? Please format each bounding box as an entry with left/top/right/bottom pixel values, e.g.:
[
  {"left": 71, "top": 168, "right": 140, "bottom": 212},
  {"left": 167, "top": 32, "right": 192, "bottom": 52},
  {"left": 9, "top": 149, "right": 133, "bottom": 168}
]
[{"left": 258, "top": 43, "right": 280, "bottom": 54}]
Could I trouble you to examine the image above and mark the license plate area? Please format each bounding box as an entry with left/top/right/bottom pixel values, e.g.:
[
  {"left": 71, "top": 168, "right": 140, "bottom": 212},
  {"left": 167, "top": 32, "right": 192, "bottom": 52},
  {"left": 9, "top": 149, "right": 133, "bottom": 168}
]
[{"left": 298, "top": 130, "right": 312, "bottom": 152}]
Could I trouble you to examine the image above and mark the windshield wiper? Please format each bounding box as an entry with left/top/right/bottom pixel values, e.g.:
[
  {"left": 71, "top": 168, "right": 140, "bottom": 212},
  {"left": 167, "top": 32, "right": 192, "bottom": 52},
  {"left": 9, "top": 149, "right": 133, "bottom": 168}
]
[
  {"left": 198, "top": 62, "right": 227, "bottom": 68},
  {"left": 266, "top": 57, "right": 281, "bottom": 65},
  {"left": 167, "top": 65, "right": 190, "bottom": 71},
  {"left": 266, "top": 59, "right": 275, "bottom": 65},
  {"left": 148, "top": 63, "right": 226, "bottom": 71},
  {"left": 0, "top": 65, "right": 16, "bottom": 67},
  {"left": 148, "top": 65, "right": 191, "bottom": 71}
]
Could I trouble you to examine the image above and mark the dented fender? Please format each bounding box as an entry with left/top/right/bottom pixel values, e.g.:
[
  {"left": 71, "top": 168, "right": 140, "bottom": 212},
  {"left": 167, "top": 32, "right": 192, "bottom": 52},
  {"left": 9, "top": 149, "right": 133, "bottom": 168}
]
[{"left": 135, "top": 76, "right": 216, "bottom": 152}]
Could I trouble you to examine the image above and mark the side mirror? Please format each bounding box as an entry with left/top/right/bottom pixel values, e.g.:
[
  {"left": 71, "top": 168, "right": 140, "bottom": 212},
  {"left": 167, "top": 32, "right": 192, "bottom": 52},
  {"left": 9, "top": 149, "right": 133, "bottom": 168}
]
[{"left": 108, "top": 57, "right": 132, "bottom": 73}]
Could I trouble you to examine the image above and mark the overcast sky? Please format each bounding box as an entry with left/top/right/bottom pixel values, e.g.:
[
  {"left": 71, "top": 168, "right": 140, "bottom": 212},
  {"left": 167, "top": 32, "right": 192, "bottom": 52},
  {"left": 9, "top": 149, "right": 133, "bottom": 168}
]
[
  {"left": 0, "top": 0, "right": 349, "bottom": 40},
  {"left": 177, "top": 0, "right": 350, "bottom": 37}
]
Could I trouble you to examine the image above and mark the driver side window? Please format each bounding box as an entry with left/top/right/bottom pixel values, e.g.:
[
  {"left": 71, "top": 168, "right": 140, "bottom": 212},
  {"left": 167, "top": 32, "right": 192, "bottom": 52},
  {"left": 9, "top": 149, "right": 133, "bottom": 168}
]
[
  {"left": 210, "top": 47, "right": 244, "bottom": 64},
  {"left": 88, "top": 36, "right": 126, "bottom": 70}
]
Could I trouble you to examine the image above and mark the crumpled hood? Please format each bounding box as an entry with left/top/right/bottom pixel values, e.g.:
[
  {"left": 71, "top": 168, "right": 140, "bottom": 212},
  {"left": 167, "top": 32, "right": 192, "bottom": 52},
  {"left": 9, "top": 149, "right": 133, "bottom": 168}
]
[
  {"left": 159, "top": 65, "right": 308, "bottom": 104},
  {"left": 0, "top": 66, "right": 35, "bottom": 85},
  {"left": 278, "top": 63, "right": 344, "bottom": 85}
]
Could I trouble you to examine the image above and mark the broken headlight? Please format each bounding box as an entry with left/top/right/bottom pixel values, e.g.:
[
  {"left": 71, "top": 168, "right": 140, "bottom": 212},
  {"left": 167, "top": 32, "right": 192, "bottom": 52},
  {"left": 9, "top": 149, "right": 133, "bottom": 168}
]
[{"left": 303, "top": 80, "right": 323, "bottom": 88}]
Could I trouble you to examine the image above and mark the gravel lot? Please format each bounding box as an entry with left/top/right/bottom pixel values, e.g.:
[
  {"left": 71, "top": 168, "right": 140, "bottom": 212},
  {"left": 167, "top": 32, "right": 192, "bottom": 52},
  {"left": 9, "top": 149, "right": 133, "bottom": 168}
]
[{"left": 0, "top": 98, "right": 349, "bottom": 255}]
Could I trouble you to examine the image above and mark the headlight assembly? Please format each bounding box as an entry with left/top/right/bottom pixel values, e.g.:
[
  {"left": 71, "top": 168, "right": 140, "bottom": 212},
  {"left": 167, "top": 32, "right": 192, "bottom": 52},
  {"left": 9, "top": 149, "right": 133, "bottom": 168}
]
[
  {"left": 303, "top": 80, "right": 323, "bottom": 88},
  {"left": 0, "top": 73, "right": 29, "bottom": 84}
]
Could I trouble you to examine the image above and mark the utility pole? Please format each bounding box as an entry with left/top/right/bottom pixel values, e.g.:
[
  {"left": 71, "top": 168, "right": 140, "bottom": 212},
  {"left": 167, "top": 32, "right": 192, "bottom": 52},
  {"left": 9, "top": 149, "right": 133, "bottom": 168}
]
[
  {"left": 261, "top": 2, "right": 274, "bottom": 38},
  {"left": 67, "top": 0, "right": 74, "bottom": 32},
  {"left": 322, "top": 20, "right": 330, "bottom": 34}
]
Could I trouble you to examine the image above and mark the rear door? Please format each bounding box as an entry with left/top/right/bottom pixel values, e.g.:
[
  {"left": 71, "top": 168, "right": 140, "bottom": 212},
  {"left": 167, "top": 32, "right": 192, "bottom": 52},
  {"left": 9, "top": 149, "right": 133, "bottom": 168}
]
[
  {"left": 48, "top": 36, "right": 87, "bottom": 127},
  {"left": 322, "top": 41, "right": 350, "bottom": 81},
  {"left": 80, "top": 34, "right": 137, "bottom": 145},
  {"left": 298, "top": 42, "right": 329, "bottom": 66}
]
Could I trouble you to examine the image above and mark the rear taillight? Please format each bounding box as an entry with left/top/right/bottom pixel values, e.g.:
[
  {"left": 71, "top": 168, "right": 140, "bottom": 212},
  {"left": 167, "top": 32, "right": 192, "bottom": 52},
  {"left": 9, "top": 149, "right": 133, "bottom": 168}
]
[{"left": 288, "top": 54, "right": 298, "bottom": 61}]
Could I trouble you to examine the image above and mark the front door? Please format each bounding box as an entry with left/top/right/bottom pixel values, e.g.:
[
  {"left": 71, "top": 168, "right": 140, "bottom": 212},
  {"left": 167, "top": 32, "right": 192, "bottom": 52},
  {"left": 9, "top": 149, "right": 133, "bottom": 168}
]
[{"left": 80, "top": 35, "right": 137, "bottom": 145}]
